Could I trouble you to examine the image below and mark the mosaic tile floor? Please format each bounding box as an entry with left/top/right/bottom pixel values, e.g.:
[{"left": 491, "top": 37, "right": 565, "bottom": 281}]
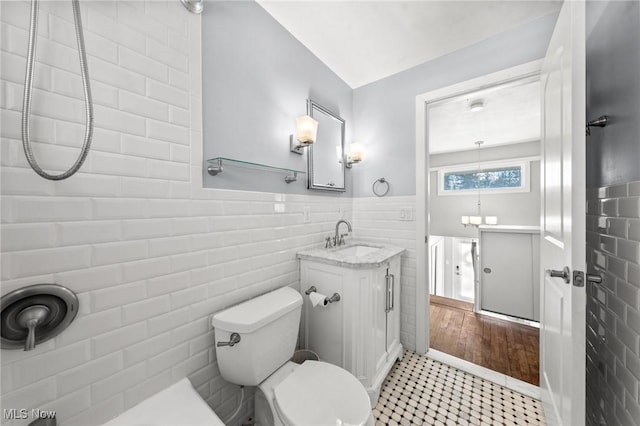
[{"left": 373, "top": 350, "right": 547, "bottom": 425}]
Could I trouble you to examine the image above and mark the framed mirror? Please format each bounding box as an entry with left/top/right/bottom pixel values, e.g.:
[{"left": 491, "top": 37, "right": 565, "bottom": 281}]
[{"left": 307, "top": 100, "right": 346, "bottom": 192}]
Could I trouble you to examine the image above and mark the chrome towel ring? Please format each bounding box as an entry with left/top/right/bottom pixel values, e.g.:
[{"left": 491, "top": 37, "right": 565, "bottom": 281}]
[{"left": 372, "top": 178, "right": 390, "bottom": 197}]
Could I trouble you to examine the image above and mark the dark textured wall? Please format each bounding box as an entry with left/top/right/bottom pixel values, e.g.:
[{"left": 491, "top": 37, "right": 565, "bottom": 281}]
[
  {"left": 586, "top": 182, "right": 640, "bottom": 426},
  {"left": 586, "top": 0, "right": 640, "bottom": 188},
  {"left": 585, "top": 2, "right": 640, "bottom": 425}
]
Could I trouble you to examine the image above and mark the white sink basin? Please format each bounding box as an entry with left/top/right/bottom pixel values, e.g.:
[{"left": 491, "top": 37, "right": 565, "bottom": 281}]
[
  {"left": 297, "top": 242, "right": 405, "bottom": 268},
  {"left": 334, "top": 245, "right": 381, "bottom": 257}
]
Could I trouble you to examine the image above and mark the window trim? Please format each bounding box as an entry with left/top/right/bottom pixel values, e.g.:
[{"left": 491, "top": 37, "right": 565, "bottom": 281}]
[{"left": 436, "top": 158, "right": 531, "bottom": 196}]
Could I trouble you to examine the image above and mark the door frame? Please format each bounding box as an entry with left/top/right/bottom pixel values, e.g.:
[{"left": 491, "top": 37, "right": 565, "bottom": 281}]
[{"left": 414, "top": 60, "right": 543, "bottom": 354}]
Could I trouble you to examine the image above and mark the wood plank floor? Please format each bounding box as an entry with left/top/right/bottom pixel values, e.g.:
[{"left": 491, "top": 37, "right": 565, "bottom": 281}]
[{"left": 429, "top": 296, "right": 540, "bottom": 386}]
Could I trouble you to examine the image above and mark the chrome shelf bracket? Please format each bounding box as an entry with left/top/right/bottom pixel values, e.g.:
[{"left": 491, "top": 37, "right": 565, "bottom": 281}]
[
  {"left": 284, "top": 171, "right": 298, "bottom": 184},
  {"left": 207, "top": 158, "right": 223, "bottom": 176}
]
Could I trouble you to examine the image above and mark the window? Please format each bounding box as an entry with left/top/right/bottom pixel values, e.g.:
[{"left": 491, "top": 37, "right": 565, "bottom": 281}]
[{"left": 437, "top": 160, "right": 530, "bottom": 195}]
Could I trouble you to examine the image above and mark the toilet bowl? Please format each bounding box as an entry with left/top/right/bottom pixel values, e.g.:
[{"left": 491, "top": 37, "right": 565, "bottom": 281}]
[
  {"left": 212, "top": 287, "right": 373, "bottom": 426},
  {"left": 255, "top": 360, "right": 373, "bottom": 426}
]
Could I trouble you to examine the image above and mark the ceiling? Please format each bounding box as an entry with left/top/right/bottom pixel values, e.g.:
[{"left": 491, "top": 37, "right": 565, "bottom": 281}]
[
  {"left": 257, "top": 1, "right": 562, "bottom": 89},
  {"left": 428, "top": 79, "right": 541, "bottom": 153}
]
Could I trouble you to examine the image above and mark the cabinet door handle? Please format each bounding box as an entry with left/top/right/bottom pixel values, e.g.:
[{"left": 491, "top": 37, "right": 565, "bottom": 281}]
[
  {"left": 390, "top": 273, "right": 395, "bottom": 311},
  {"left": 385, "top": 275, "right": 389, "bottom": 313},
  {"left": 385, "top": 273, "right": 395, "bottom": 312}
]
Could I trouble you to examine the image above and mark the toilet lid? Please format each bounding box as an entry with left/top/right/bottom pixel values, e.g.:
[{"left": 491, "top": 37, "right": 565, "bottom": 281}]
[{"left": 274, "top": 361, "right": 372, "bottom": 426}]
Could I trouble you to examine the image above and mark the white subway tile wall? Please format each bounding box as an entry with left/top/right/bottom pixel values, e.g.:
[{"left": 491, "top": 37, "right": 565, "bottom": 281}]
[
  {"left": 586, "top": 183, "right": 640, "bottom": 426},
  {"left": 0, "top": 1, "right": 361, "bottom": 425},
  {"left": 353, "top": 197, "right": 417, "bottom": 350}
]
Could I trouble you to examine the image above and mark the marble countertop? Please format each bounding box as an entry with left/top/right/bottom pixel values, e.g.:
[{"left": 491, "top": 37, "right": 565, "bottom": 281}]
[{"left": 296, "top": 242, "right": 405, "bottom": 269}]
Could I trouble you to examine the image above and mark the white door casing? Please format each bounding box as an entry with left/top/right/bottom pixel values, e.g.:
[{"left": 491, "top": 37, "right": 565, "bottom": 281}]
[
  {"left": 539, "top": 1, "right": 586, "bottom": 425},
  {"left": 415, "top": 60, "right": 543, "bottom": 354}
]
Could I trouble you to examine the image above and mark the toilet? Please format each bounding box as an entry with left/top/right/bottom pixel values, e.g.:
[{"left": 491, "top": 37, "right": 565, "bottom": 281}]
[
  {"left": 212, "top": 286, "right": 373, "bottom": 426},
  {"left": 102, "top": 378, "right": 224, "bottom": 425}
]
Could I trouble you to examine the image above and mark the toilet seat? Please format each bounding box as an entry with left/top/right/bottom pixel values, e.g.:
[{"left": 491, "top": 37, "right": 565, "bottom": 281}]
[{"left": 274, "top": 361, "right": 372, "bottom": 426}]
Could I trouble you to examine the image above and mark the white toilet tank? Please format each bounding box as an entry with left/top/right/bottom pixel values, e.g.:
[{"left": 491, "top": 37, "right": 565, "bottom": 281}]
[{"left": 211, "top": 287, "right": 303, "bottom": 386}]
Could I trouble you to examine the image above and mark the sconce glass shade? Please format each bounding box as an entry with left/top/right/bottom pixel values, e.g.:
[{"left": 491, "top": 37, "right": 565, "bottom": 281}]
[
  {"left": 296, "top": 115, "right": 318, "bottom": 145},
  {"left": 345, "top": 142, "right": 364, "bottom": 168},
  {"left": 349, "top": 142, "right": 364, "bottom": 163},
  {"left": 469, "top": 216, "right": 482, "bottom": 225},
  {"left": 485, "top": 216, "right": 498, "bottom": 225},
  {"left": 461, "top": 216, "right": 470, "bottom": 225}
]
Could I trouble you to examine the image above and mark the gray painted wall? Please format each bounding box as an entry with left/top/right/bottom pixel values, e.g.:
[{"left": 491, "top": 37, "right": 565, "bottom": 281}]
[
  {"left": 429, "top": 142, "right": 541, "bottom": 238},
  {"left": 202, "top": 3, "right": 559, "bottom": 198},
  {"left": 586, "top": 0, "right": 640, "bottom": 188},
  {"left": 201, "top": 1, "right": 353, "bottom": 196},
  {"left": 351, "top": 13, "right": 559, "bottom": 197},
  {"left": 585, "top": 1, "right": 640, "bottom": 425}
]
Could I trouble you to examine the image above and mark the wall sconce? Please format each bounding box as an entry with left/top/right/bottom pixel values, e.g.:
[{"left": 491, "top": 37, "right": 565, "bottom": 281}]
[
  {"left": 290, "top": 115, "right": 318, "bottom": 155},
  {"left": 461, "top": 216, "right": 498, "bottom": 227},
  {"left": 345, "top": 142, "right": 364, "bottom": 168}
]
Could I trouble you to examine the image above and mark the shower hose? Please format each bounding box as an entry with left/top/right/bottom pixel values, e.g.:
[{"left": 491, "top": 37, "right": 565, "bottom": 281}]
[{"left": 22, "top": 0, "right": 93, "bottom": 180}]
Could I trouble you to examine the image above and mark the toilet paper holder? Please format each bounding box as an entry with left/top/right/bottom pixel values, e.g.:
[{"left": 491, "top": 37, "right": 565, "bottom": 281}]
[{"left": 304, "top": 286, "right": 341, "bottom": 304}]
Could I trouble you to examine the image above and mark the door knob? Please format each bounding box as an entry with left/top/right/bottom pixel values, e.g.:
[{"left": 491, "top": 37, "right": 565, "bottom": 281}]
[{"left": 547, "top": 266, "right": 571, "bottom": 284}]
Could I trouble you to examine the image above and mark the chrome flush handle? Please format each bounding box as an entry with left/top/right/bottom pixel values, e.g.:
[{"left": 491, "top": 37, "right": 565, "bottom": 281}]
[{"left": 217, "top": 332, "right": 241, "bottom": 347}]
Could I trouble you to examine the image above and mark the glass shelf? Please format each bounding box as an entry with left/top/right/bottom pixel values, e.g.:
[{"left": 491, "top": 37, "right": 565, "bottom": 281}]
[{"left": 206, "top": 157, "right": 305, "bottom": 184}]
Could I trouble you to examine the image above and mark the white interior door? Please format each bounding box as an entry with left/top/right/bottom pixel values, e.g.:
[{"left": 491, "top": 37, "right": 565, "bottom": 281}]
[
  {"left": 539, "top": 1, "right": 586, "bottom": 425},
  {"left": 453, "top": 238, "right": 475, "bottom": 303}
]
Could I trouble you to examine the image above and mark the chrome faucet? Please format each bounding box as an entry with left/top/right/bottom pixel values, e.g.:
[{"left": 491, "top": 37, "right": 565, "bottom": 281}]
[{"left": 333, "top": 220, "right": 352, "bottom": 247}]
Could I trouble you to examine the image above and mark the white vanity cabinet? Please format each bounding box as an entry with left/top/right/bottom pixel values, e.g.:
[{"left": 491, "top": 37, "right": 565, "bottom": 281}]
[{"left": 298, "top": 248, "right": 403, "bottom": 407}]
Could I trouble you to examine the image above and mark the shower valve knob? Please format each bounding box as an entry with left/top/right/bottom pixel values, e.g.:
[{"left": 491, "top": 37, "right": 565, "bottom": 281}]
[{"left": 16, "top": 305, "right": 50, "bottom": 351}]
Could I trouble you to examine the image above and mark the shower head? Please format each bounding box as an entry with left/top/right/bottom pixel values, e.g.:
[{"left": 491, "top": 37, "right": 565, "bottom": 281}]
[{"left": 586, "top": 115, "right": 609, "bottom": 136}]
